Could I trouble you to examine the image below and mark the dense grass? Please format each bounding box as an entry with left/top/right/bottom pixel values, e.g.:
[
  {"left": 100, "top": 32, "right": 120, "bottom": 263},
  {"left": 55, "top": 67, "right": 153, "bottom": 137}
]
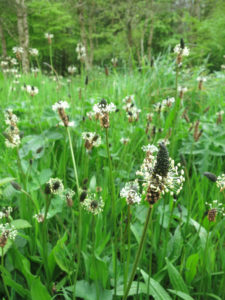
[{"left": 0, "top": 53, "right": 225, "bottom": 300}]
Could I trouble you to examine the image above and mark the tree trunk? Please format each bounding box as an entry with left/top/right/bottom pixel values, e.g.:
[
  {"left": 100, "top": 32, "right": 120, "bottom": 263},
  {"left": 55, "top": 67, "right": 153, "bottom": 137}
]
[
  {"left": 15, "top": 0, "right": 29, "bottom": 73},
  {"left": 0, "top": 18, "right": 7, "bottom": 57},
  {"left": 194, "top": 0, "right": 201, "bottom": 20},
  {"left": 77, "top": 1, "right": 90, "bottom": 70},
  {"left": 147, "top": 0, "right": 154, "bottom": 62}
]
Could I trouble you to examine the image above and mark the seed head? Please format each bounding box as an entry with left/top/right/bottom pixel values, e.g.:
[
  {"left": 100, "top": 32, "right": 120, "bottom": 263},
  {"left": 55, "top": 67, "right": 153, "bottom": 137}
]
[
  {"left": 203, "top": 172, "right": 217, "bottom": 182},
  {"left": 11, "top": 181, "right": 21, "bottom": 191},
  {"left": 153, "top": 143, "right": 170, "bottom": 178}
]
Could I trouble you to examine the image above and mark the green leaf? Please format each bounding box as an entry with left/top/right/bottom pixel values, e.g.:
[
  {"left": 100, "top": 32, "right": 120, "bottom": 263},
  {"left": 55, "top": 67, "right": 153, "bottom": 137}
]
[
  {"left": 0, "top": 240, "right": 13, "bottom": 256},
  {"left": 0, "top": 177, "right": 15, "bottom": 186},
  {"left": 11, "top": 219, "right": 32, "bottom": 229},
  {"left": 48, "top": 233, "right": 68, "bottom": 277},
  {"left": 11, "top": 247, "right": 36, "bottom": 286},
  {"left": 141, "top": 269, "right": 172, "bottom": 300},
  {"left": 51, "top": 234, "right": 71, "bottom": 275},
  {"left": 30, "top": 278, "right": 51, "bottom": 300},
  {"left": 116, "top": 282, "right": 147, "bottom": 296},
  {"left": 0, "top": 266, "right": 30, "bottom": 298},
  {"left": 166, "top": 258, "right": 189, "bottom": 294},
  {"left": 89, "top": 175, "right": 96, "bottom": 192},
  {"left": 185, "top": 253, "right": 199, "bottom": 284},
  {"left": 189, "top": 218, "right": 208, "bottom": 248},
  {"left": 130, "top": 222, "right": 143, "bottom": 243},
  {"left": 89, "top": 255, "right": 109, "bottom": 288},
  {"left": 66, "top": 280, "right": 113, "bottom": 300},
  {"left": 192, "top": 293, "right": 222, "bottom": 300},
  {"left": 168, "top": 289, "right": 194, "bottom": 300},
  {"left": 167, "top": 225, "right": 183, "bottom": 258}
]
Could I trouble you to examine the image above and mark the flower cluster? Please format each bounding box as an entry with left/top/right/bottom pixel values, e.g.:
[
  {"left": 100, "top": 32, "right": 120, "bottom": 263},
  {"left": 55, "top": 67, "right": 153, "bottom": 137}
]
[
  {"left": 64, "top": 189, "right": 75, "bottom": 207},
  {"left": 137, "top": 143, "right": 185, "bottom": 205},
  {"left": 178, "top": 86, "right": 187, "bottom": 99},
  {"left": 12, "top": 46, "right": 24, "bottom": 60},
  {"left": 120, "top": 137, "right": 130, "bottom": 145},
  {"left": 93, "top": 99, "right": 116, "bottom": 128},
  {"left": 0, "top": 207, "right": 13, "bottom": 219},
  {"left": 29, "top": 48, "right": 39, "bottom": 56},
  {"left": 45, "top": 178, "right": 64, "bottom": 195},
  {"left": 76, "top": 43, "right": 86, "bottom": 61},
  {"left": 174, "top": 38, "right": 190, "bottom": 65},
  {"left": 154, "top": 97, "right": 175, "bottom": 113},
  {"left": 216, "top": 110, "right": 224, "bottom": 124},
  {"left": 0, "top": 57, "right": 18, "bottom": 74},
  {"left": 216, "top": 174, "right": 225, "bottom": 191},
  {"left": 45, "top": 33, "right": 54, "bottom": 44},
  {"left": 111, "top": 57, "right": 118, "bottom": 67},
  {"left": 31, "top": 67, "right": 40, "bottom": 76},
  {"left": 52, "top": 100, "right": 74, "bottom": 127},
  {"left": 4, "top": 109, "right": 21, "bottom": 148},
  {"left": 68, "top": 65, "right": 77, "bottom": 74},
  {"left": 82, "top": 132, "right": 101, "bottom": 151},
  {"left": 26, "top": 85, "right": 39, "bottom": 96},
  {"left": 205, "top": 200, "right": 225, "bottom": 222},
  {"left": 33, "top": 212, "right": 50, "bottom": 223},
  {"left": 122, "top": 95, "right": 141, "bottom": 122},
  {"left": 81, "top": 193, "right": 104, "bottom": 215},
  {"left": 120, "top": 181, "right": 141, "bottom": 205},
  {"left": 0, "top": 223, "right": 17, "bottom": 248}
]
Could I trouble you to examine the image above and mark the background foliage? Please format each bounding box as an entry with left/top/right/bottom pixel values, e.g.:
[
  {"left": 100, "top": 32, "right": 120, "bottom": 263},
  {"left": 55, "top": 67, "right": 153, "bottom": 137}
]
[{"left": 1, "top": 0, "right": 225, "bottom": 72}]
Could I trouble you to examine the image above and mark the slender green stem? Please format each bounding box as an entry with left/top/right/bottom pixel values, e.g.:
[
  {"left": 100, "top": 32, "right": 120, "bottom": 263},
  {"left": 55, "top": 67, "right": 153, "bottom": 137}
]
[
  {"left": 147, "top": 206, "right": 155, "bottom": 297},
  {"left": 175, "top": 63, "right": 179, "bottom": 99},
  {"left": 123, "top": 206, "right": 152, "bottom": 300},
  {"left": 67, "top": 127, "right": 81, "bottom": 300},
  {"left": 124, "top": 205, "right": 131, "bottom": 292},
  {"left": 161, "top": 199, "right": 175, "bottom": 268},
  {"left": 105, "top": 128, "right": 117, "bottom": 296},
  {"left": 67, "top": 128, "right": 80, "bottom": 194},
  {"left": 16, "top": 148, "right": 27, "bottom": 218},
  {"left": 49, "top": 44, "right": 53, "bottom": 71},
  {"left": 1, "top": 248, "right": 10, "bottom": 300},
  {"left": 201, "top": 230, "right": 210, "bottom": 300},
  {"left": 42, "top": 196, "right": 51, "bottom": 283}
]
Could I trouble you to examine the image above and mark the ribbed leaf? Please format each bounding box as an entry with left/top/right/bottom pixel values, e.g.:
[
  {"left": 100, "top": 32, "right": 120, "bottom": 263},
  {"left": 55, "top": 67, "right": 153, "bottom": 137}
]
[
  {"left": 0, "top": 177, "right": 14, "bottom": 186},
  {"left": 168, "top": 289, "right": 194, "bottom": 300},
  {"left": 141, "top": 269, "right": 172, "bottom": 300},
  {"left": 31, "top": 278, "right": 51, "bottom": 300},
  {"left": 166, "top": 258, "right": 189, "bottom": 294}
]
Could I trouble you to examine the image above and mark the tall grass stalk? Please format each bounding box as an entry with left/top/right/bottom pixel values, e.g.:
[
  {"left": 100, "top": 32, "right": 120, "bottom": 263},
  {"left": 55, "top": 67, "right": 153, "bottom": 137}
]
[
  {"left": 124, "top": 205, "right": 131, "bottom": 292},
  {"left": 1, "top": 248, "right": 10, "bottom": 300},
  {"left": 123, "top": 206, "right": 152, "bottom": 300},
  {"left": 66, "top": 127, "right": 81, "bottom": 300},
  {"left": 105, "top": 127, "right": 118, "bottom": 296}
]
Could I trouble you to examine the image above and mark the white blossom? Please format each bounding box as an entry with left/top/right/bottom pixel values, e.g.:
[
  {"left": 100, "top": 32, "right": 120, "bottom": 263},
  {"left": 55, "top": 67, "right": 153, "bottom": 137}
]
[
  {"left": 29, "top": 48, "right": 39, "bottom": 56},
  {"left": 26, "top": 85, "right": 39, "bottom": 96},
  {"left": 120, "top": 181, "right": 141, "bottom": 205},
  {"left": 52, "top": 100, "right": 69, "bottom": 111},
  {"left": 174, "top": 44, "right": 190, "bottom": 56}
]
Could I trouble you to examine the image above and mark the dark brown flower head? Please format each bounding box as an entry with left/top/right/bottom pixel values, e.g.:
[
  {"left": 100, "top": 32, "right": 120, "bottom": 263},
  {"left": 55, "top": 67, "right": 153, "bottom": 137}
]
[
  {"left": 82, "top": 178, "right": 88, "bottom": 187},
  {"left": 208, "top": 208, "right": 217, "bottom": 222},
  {"left": 11, "top": 181, "right": 22, "bottom": 191},
  {"left": 100, "top": 99, "right": 107, "bottom": 107},
  {"left": 90, "top": 200, "right": 98, "bottom": 209},
  {"left": 203, "top": 172, "right": 217, "bottom": 182},
  {"left": 80, "top": 190, "right": 87, "bottom": 202},
  {"left": 45, "top": 183, "right": 51, "bottom": 194},
  {"left": 0, "top": 235, "right": 7, "bottom": 248},
  {"left": 45, "top": 178, "right": 64, "bottom": 195},
  {"left": 153, "top": 143, "right": 170, "bottom": 178},
  {"left": 180, "top": 38, "right": 185, "bottom": 49}
]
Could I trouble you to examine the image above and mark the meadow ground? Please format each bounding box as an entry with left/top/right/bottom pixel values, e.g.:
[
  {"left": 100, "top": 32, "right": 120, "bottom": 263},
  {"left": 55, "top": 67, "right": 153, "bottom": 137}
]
[{"left": 0, "top": 53, "right": 225, "bottom": 300}]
